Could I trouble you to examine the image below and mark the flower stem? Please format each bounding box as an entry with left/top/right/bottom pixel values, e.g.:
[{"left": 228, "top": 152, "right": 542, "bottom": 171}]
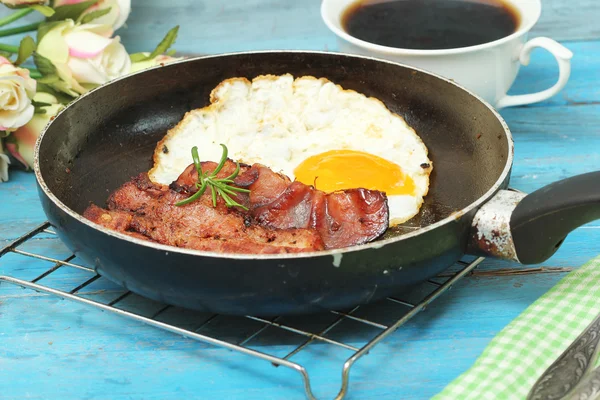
[
  {"left": 0, "top": 22, "right": 41, "bottom": 37},
  {"left": 0, "top": 43, "right": 19, "bottom": 53},
  {"left": 0, "top": 9, "right": 34, "bottom": 28}
]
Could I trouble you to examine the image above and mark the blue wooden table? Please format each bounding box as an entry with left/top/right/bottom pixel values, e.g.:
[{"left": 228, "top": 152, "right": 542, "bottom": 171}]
[{"left": 1, "top": 1, "right": 599, "bottom": 399}]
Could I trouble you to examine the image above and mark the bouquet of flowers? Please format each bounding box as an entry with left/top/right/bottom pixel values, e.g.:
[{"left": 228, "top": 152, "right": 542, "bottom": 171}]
[{"left": 0, "top": 0, "right": 180, "bottom": 182}]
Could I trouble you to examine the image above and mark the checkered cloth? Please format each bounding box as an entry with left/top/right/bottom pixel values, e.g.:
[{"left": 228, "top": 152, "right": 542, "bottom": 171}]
[{"left": 433, "top": 255, "right": 600, "bottom": 400}]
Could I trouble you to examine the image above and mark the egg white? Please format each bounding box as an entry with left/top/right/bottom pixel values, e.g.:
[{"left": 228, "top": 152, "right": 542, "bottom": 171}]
[{"left": 149, "top": 74, "right": 432, "bottom": 225}]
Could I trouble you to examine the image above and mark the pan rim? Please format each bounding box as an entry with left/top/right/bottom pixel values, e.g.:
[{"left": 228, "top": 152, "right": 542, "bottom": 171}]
[{"left": 33, "top": 49, "right": 514, "bottom": 261}]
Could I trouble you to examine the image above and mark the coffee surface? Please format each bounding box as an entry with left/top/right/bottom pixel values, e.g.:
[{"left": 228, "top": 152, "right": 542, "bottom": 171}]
[{"left": 342, "top": 0, "right": 520, "bottom": 50}]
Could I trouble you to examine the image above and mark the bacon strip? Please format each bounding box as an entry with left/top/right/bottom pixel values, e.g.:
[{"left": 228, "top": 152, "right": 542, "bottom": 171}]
[
  {"left": 85, "top": 172, "right": 325, "bottom": 254},
  {"left": 235, "top": 165, "right": 389, "bottom": 249},
  {"left": 84, "top": 160, "right": 389, "bottom": 254}
]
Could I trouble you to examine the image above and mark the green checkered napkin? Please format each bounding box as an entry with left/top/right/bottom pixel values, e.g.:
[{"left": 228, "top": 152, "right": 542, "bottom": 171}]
[{"left": 433, "top": 255, "right": 600, "bottom": 400}]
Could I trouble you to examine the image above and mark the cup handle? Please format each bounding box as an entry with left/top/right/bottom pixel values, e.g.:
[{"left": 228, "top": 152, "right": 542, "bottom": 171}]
[{"left": 495, "top": 37, "right": 573, "bottom": 109}]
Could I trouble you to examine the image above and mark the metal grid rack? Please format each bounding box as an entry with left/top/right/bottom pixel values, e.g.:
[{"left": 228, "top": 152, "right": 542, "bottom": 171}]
[{"left": 0, "top": 222, "right": 484, "bottom": 400}]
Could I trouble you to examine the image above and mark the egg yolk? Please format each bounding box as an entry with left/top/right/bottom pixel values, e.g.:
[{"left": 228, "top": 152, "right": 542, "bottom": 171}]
[{"left": 294, "top": 150, "right": 415, "bottom": 195}]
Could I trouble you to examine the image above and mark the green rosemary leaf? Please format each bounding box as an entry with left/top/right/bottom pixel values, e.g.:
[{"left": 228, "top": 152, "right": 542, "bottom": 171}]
[
  {"left": 175, "top": 180, "right": 208, "bottom": 206},
  {"left": 210, "top": 185, "right": 217, "bottom": 207},
  {"left": 174, "top": 143, "right": 249, "bottom": 209},
  {"left": 223, "top": 162, "right": 241, "bottom": 181},
  {"left": 224, "top": 186, "right": 251, "bottom": 193},
  {"left": 212, "top": 143, "right": 228, "bottom": 176}
]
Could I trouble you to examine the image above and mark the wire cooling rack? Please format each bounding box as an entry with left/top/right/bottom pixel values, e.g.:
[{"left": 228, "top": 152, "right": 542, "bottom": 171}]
[{"left": 0, "top": 222, "right": 484, "bottom": 400}]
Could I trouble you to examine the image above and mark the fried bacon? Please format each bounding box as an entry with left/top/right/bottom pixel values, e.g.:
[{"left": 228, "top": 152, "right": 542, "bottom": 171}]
[
  {"left": 232, "top": 165, "right": 389, "bottom": 249},
  {"left": 85, "top": 172, "right": 324, "bottom": 254},
  {"left": 84, "top": 160, "right": 389, "bottom": 254}
]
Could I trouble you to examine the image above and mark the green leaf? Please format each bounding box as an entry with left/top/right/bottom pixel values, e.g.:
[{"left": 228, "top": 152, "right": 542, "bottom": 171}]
[
  {"left": 36, "top": 74, "right": 60, "bottom": 84},
  {"left": 48, "top": 1, "right": 98, "bottom": 22},
  {"left": 32, "top": 99, "right": 52, "bottom": 115},
  {"left": 129, "top": 27, "right": 180, "bottom": 63},
  {"left": 33, "top": 52, "right": 57, "bottom": 76},
  {"left": 79, "top": 7, "right": 111, "bottom": 24},
  {"left": 14, "top": 36, "right": 36, "bottom": 66},
  {"left": 129, "top": 52, "right": 148, "bottom": 63},
  {"left": 28, "top": 70, "right": 42, "bottom": 79},
  {"left": 146, "top": 25, "right": 179, "bottom": 61},
  {"left": 166, "top": 49, "right": 176, "bottom": 56},
  {"left": 32, "top": 101, "right": 52, "bottom": 108},
  {"left": 30, "top": 5, "right": 56, "bottom": 17},
  {"left": 37, "top": 21, "right": 63, "bottom": 42},
  {"left": 37, "top": 83, "right": 76, "bottom": 104}
]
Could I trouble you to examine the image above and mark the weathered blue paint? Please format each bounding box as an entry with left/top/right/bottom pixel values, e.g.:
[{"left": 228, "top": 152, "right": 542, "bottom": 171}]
[{"left": 1, "top": 1, "right": 599, "bottom": 399}]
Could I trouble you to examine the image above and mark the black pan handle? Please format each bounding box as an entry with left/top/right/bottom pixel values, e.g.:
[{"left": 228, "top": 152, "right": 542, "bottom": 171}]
[
  {"left": 510, "top": 171, "right": 600, "bottom": 264},
  {"left": 467, "top": 171, "right": 600, "bottom": 264}
]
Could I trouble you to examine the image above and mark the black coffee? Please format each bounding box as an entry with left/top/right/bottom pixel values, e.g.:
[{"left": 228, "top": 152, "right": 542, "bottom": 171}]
[{"left": 342, "top": 0, "right": 520, "bottom": 50}]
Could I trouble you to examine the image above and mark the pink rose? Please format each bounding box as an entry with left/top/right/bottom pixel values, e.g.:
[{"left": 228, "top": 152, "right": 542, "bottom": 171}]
[{"left": 36, "top": 20, "right": 131, "bottom": 95}]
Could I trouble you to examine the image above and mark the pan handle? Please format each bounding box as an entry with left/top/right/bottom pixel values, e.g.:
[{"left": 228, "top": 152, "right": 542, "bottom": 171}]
[{"left": 467, "top": 171, "right": 600, "bottom": 264}]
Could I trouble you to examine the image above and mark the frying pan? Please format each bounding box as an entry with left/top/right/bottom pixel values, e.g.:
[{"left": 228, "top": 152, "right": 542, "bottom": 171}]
[{"left": 34, "top": 51, "right": 600, "bottom": 316}]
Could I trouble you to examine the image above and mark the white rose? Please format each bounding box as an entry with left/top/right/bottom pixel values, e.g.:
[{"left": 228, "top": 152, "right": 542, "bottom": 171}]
[
  {"left": 0, "top": 139, "right": 9, "bottom": 183},
  {"left": 0, "top": 56, "right": 36, "bottom": 133},
  {"left": 86, "top": 0, "right": 131, "bottom": 31},
  {"left": 53, "top": 0, "right": 131, "bottom": 30},
  {"left": 7, "top": 93, "right": 65, "bottom": 170},
  {"left": 37, "top": 20, "right": 131, "bottom": 95},
  {"left": 130, "top": 53, "right": 183, "bottom": 74}
]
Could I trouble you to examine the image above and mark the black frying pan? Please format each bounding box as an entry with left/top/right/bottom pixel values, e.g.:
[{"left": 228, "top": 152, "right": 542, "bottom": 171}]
[{"left": 34, "top": 51, "right": 600, "bottom": 316}]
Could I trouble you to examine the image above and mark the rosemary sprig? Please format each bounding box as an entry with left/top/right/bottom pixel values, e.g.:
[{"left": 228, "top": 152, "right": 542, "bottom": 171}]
[{"left": 175, "top": 144, "right": 250, "bottom": 209}]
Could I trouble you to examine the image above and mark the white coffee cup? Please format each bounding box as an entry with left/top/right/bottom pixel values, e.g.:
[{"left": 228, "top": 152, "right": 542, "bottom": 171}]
[{"left": 321, "top": 0, "right": 573, "bottom": 108}]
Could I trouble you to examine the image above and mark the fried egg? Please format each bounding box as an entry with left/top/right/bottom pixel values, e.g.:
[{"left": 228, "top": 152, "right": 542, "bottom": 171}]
[{"left": 149, "top": 74, "right": 432, "bottom": 225}]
